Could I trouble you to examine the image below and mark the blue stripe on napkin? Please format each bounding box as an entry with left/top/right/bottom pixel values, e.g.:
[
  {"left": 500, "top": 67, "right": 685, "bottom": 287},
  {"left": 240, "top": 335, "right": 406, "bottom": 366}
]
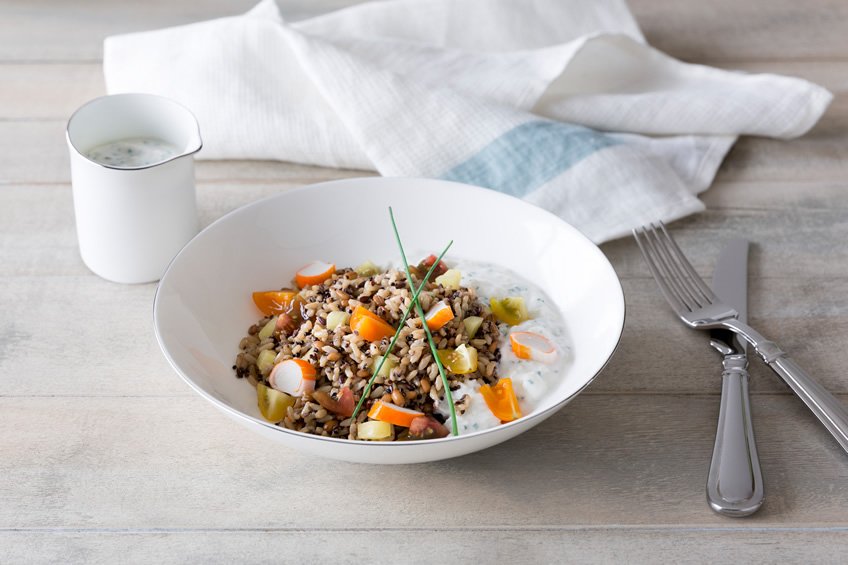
[{"left": 440, "top": 120, "right": 619, "bottom": 197}]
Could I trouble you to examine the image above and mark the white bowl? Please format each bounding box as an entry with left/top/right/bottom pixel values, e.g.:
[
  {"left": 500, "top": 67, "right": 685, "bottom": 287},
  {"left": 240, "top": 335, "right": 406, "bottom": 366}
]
[{"left": 154, "top": 177, "right": 625, "bottom": 464}]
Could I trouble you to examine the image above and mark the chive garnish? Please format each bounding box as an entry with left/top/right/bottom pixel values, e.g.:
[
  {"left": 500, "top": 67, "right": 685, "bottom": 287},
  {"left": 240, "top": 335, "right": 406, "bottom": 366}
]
[
  {"left": 350, "top": 238, "right": 453, "bottom": 422},
  {"left": 388, "top": 207, "right": 459, "bottom": 437}
]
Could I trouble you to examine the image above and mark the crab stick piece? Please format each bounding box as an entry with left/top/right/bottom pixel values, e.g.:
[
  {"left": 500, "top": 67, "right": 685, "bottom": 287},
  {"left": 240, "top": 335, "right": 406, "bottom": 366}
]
[
  {"left": 368, "top": 400, "right": 425, "bottom": 428},
  {"left": 269, "top": 359, "right": 318, "bottom": 397},
  {"left": 424, "top": 300, "right": 454, "bottom": 331},
  {"left": 295, "top": 260, "right": 335, "bottom": 288},
  {"left": 509, "top": 331, "right": 558, "bottom": 364},
  {"left": 349, "top": 305, "right": 395, "bottom": 342}
]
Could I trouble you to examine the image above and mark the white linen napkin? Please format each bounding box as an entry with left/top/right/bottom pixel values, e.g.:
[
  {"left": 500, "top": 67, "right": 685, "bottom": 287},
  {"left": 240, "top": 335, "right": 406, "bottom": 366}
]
[{"left": 103, "top": 0, "right": 831, "bottom": 243}]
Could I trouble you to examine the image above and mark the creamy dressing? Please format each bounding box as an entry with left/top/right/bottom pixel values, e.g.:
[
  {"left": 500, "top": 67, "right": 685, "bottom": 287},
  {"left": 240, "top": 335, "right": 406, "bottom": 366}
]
[
  {"left": 84, "top": 137, "right": 179, "bottom": 168},
  {"left": 435, "top": 259, "right": 570, "bottom": 435}
]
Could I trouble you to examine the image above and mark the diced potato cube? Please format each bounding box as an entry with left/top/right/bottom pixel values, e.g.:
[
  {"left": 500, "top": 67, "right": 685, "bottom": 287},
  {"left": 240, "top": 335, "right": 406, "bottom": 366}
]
[
  {"left": 256, "top": 349, "right": 278, "bottom": 375},
  {"left": 435, "top": 269, "right": 461, "bottom": 289},
  {"left": 372, "top": 354, "right": 399, "bottom": 378},
  {"left": 463, "top": 316, "right": 483, "bottom": 339},
  {"left": 326, "top": 310, "right": 350, "bottom": 331},
  {"left": 357, "top": 420, "right": 394, "bottom": 440},
  {"left": 258, "top": 318, "right": 276, "bottom": 340},
  {"left": 355, "top": 261, "right": 381, "bottom": 277}
]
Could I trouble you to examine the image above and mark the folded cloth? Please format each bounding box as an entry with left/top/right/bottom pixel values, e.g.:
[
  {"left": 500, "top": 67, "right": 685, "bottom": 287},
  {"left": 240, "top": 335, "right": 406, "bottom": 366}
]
[{"left": 104, "top": 0, "right": 831, "bottom": 243}]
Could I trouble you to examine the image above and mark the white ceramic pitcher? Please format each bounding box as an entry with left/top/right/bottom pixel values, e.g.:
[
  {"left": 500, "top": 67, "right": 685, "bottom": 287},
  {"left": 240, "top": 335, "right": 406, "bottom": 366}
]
[{"left": 66, "top": 93, "right": 202, "bottom": 284}]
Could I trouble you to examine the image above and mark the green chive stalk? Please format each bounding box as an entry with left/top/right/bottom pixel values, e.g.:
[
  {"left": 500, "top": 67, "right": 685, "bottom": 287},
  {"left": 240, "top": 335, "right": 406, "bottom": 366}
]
[
  {"left": 350, "top": 239, "right": 453, "bottom": 421},
  {"left": 389, "top": 207, "right": 459, "bottom": 436}
]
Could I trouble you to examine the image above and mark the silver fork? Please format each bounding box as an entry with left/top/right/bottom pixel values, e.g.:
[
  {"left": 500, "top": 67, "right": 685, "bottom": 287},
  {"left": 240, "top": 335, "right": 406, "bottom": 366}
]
[{"left": 633, "top": 222, "right": 848, "bottom": 454}]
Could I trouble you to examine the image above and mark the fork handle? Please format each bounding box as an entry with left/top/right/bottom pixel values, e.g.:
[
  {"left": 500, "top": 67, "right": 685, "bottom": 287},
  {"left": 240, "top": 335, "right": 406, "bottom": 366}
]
[
  {"left": 742, "top": 333, "right": 848, "bottom": 452},
  {"left": 722, "top": 320, "right": 848, "bottom": 454},
  {"left": 765, "top": 353, "right": 848, "bottom": 453},
  {"left": 707, "top": 355, "right": 764, "bottom": 517}
]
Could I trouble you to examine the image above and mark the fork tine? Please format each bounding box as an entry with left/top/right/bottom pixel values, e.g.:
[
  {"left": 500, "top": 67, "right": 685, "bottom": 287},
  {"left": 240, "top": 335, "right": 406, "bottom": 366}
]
[
  {"left": 645, "top": 223, "right": 705, "bottom": 309},
  {"left": 641, "top": 224, "right": 701, "bottom": 311},
  {"left": 656, "top": 222, "right": 717, "bottom": 303},
  {"left": 632, "top": 226, "right": 690, "bottom": 314}
]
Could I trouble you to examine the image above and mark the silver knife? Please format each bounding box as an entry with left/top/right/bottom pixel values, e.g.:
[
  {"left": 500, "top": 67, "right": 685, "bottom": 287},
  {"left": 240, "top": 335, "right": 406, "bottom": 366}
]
[{"left": 706, "top": 239, "right": 764, "bottom": 517}]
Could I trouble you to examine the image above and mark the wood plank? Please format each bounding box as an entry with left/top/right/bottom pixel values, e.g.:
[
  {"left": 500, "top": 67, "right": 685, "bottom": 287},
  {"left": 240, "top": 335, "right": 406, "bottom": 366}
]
[
  {"left": 628, "top": 0, "right": 848, "bottom": 63},
  {"left": 1, "top": 0, "right": 846, "bottom": 63},
  {"left": 0, "top": 182, "right": 370, "bottom": 278},
  {"left": 715, "top": 100, "right": 848, "bottom": 184},
  {"left": 3, "top": 528, "right": 848, "bottom": 565},
  {"left": 601, "top": 208, "right": 848, "bottom": 280},
  {"left": 2, "top": 395, "right": 848, "bottom": 529},
  {"left": 0, "top": 64, "right": 104, "bottom": 120},
  {"left": 701, "top": 180, "right": 848, "bottom": 211},
  {"left": 0, "top": 0, "right": 364, "bottom": 62},
  {"left": 603, "top": 277, "right": 848, "bottom": 394}
]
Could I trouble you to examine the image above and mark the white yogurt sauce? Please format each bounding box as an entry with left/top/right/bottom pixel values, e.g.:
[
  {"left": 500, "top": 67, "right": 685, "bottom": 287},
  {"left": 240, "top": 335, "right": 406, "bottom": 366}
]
[
  {"left": 84, "top": 137, "right": 179, "bottom": 168},
  {"left": 434, "top": 259, "right": 570, "bottom": 435}
]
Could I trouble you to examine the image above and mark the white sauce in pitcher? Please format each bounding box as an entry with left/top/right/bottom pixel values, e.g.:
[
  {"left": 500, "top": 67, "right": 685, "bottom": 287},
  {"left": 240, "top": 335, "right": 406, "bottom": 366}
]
[
  {"left": 84, "top": 137, "right": 179, "bottom": 168},
  {"left": 434, "top": 259, "right": 571, "bottom": 435}
]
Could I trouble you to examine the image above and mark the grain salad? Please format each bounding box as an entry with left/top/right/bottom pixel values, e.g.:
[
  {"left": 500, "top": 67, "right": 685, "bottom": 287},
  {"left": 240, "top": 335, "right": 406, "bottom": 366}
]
[{"left": 235, "top": 254, "right": 569, "bottom": 441}]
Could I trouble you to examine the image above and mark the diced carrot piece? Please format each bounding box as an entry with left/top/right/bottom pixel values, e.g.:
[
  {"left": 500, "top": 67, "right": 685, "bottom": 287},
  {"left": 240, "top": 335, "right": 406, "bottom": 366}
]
[
  {"left": 349, "top": 305, "right": 395, "bottom": 342},
  {"left": 295, "top": 260, "right": 335, "bottom": 288},
  {"left": 509, "top": 331, "right": 558, "bottom": 364},
  {"left": 424, "top": 300, "right": 454, "bottom": 331},
  {"left": 367, "top": 400, "right": 424, "bottom": 428},
  {"left": 269, "top": 359, "right": 317, "bottom": 397}
]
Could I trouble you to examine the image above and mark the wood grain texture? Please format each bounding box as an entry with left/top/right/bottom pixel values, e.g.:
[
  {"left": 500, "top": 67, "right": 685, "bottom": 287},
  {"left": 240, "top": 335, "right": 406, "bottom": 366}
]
[
  {"left": 0, "top": 0, "right": 363, "bottom": 62},
  {"left": 2, "top": 0, "right": 847, "bottom": 63},
  {"left": 3, "top": 529, "right": 848, "bottom": 565},
  {"left": 0, "top": 64, "right": 104, "bottom": 120},
  {"left": 629, "top": 0, "right": 848, "bottom": 62},
  {"left": 2, "top": 395, "right": 848, "bottom": 530}
]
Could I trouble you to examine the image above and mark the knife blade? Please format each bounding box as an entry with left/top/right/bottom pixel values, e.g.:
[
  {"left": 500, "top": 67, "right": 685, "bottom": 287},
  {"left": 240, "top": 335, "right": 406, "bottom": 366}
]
[
  {"left": 710, "top": 240, "right": 748, "bottom": 357},
  {"left": 705, "top": 239, "right": 764, "bottom": 517}
]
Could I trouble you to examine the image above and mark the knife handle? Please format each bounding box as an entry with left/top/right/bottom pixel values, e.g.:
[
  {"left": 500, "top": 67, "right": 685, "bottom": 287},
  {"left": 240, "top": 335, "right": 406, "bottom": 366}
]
[{"left": 706, "top": 355, "right": 764, "bottom": 517}]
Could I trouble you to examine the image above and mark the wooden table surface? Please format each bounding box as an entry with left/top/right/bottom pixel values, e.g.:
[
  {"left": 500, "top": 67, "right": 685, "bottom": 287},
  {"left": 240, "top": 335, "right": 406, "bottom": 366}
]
[{"left": 3, "top": 1, "right": 848, "bottom": 563}]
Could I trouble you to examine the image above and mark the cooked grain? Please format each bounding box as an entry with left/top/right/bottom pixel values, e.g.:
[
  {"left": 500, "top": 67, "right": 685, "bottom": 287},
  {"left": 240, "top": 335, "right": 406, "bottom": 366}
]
[{"left": 235, "top": 267, "right": 501, "bottom": 440}]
